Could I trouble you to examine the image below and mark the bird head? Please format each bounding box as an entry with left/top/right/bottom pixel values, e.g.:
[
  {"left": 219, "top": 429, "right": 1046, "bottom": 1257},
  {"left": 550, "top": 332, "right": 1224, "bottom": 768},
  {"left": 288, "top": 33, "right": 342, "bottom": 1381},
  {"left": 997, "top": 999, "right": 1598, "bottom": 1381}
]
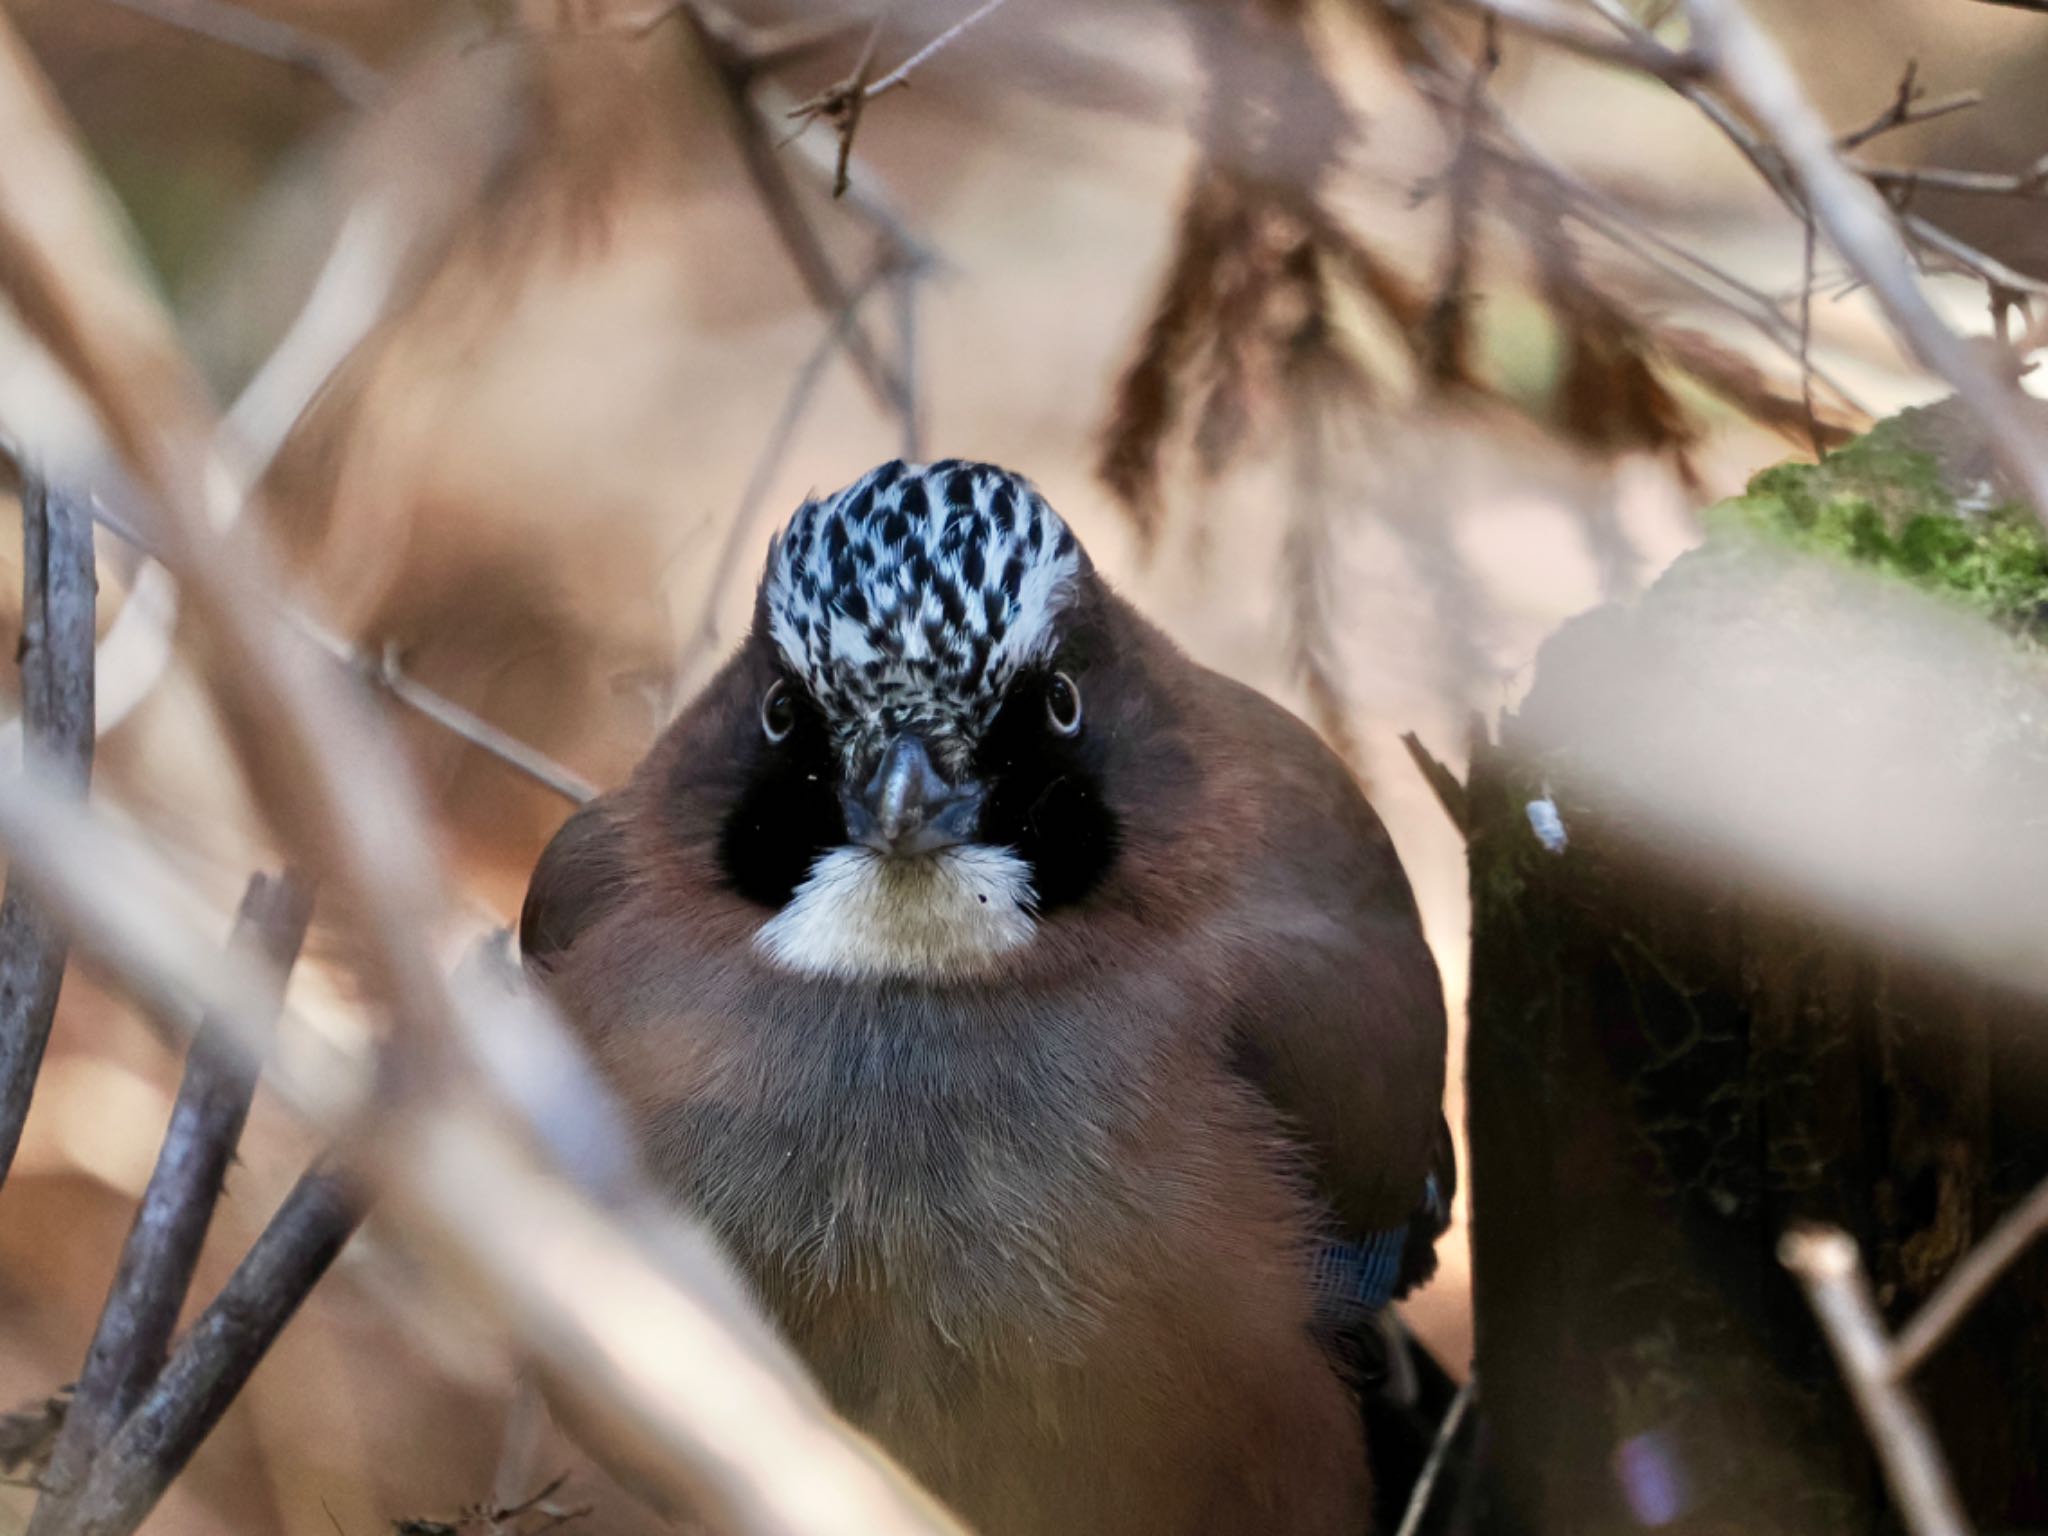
[{"left": 713, "top": 460, "right": 1125, "bottom": 981}]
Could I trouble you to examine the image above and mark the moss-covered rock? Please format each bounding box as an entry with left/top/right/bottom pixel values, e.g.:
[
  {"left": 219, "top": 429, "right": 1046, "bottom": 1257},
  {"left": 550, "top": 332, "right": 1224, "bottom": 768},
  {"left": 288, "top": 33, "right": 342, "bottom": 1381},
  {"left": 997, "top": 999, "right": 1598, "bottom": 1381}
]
[{"left": 1702, "top": 401, "right": 2048, "bottom": 631}]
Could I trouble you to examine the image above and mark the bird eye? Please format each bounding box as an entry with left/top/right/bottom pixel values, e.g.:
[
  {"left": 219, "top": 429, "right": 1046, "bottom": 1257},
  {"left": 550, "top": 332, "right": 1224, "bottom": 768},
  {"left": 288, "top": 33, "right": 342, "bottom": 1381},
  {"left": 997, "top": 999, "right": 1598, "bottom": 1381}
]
[
  {"left": 1045, "top": 672, "right": 1082, "bottom": 737},
  {"left": 761, "top": 680, "right": 796, "bottom": 744}
]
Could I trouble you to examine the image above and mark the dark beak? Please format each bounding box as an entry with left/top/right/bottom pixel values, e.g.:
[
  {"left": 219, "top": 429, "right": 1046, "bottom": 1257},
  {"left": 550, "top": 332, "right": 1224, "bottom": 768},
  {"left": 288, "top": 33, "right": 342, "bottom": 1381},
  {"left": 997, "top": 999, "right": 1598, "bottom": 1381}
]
[{"left": 843, "top": 735, "right": 984, "bottom": 858}]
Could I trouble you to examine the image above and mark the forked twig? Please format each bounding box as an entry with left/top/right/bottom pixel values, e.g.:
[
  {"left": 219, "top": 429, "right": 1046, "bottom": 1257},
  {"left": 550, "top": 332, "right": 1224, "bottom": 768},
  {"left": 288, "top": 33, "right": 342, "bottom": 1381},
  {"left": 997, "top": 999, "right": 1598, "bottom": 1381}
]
[
  {"left": 56, "top": 1169, "right": 364, "bottom": 1536},
  {"left": 1780, "top": 1229, "right": 1971, "bottom": 1536},
  {"left": 29, "top": 871, "right": 314, "bottom": 1534}
]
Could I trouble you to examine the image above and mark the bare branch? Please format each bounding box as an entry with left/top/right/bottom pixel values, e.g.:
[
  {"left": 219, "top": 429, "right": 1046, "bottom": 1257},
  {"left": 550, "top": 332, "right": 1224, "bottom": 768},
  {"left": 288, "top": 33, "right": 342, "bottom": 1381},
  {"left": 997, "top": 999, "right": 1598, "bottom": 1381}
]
[
  {"left": 1682, "top": 0, "right": 2048, "bottom": 520},
  {"left": 0, "top": 473, "right": 96, "bottom": 1189},
  {"left": 368, "top": 642, "right": 599, "bottom": 807},
  {"left": 1443, "top": 0, "right": 1707, "bottom": 78},
  {"left": 1779, "top": 1228, "right": 1972, "bottom": 1536},
  {"left": 1856, "top": 158, "right": 2048, "bottom": 200},
  {"left": 99, "top": 0, "right": 383, "bottom": 108},
  {"left": 0, "top": 22, "right": 970, "bottom": 1532},
  {"left": 678, "top": 260, "right": 896, "bottom": 685},
  {"left": 56, "top": 1168, "right": 363, "bottom": 1536},
  {"left": 1837, "top": 65, "right": 1983, "bottom": 152},
  {"left": 29, "top": 872, "right": 313, "bottom": 1533},
  {"left": 1892, "top": 1174, "right": 2048, "bottom": 1380},
  {"left": 687, "top": 9, "right": 916, "bottom": 429}
]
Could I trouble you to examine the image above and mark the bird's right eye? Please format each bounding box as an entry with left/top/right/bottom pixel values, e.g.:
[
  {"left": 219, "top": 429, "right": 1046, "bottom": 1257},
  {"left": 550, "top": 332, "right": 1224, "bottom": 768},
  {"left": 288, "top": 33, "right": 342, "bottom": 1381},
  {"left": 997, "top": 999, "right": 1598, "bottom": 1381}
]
[{"left": 761, "top": 680, "right": 797, "bottom": 743}]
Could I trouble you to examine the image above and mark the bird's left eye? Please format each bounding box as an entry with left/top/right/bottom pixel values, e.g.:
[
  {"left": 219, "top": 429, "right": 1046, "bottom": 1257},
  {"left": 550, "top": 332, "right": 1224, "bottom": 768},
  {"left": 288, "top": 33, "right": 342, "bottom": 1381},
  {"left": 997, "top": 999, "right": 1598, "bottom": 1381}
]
[
  {"left": 1045, "top": 671, "right": 1082, "bottom": 736},
  {"left": 761, "top": 680, "right": 796, "bottom": 743}
]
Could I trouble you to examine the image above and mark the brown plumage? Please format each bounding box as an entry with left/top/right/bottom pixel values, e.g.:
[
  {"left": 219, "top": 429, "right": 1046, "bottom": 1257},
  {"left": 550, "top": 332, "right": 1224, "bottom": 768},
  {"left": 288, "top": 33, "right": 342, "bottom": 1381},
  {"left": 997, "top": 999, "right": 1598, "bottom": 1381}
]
[{"left": 523, "top": 460, "right": 1449, "bottom": 1535}]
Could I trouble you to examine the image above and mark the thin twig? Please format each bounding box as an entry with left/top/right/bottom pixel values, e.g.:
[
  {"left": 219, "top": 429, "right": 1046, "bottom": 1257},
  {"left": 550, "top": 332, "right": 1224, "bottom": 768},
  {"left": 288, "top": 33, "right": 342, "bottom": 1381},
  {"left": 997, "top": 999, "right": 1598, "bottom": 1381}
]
[
  {"left": 30, "top": 871, "right": 313, "bottom": 1534},
  {"left": 1835, "top": 64, "right": 1981, "bottom": 152},
  {"left": 49, "top": 491, "right": 597, "bottom": 809},
  {"left": 688, "top": 4, "right": 937, "bottom": 274},
  {"left": 1897, "top": 210, "right": 2048, "bottom": 298},
  {"left": 782, "top": 10, "right": 888, "bottom": 199},
  {"left": 1392, "top": 1376, "right": 1476, "bottom": 1536},
  {"left": 864, "top": 0, "right": 1010, "bottom": 97},
  {"left": 56, "top": 1169, "right": 363, "bottom": 1536},
  {"left": 0, "top": 473, "right": 97, "bottom": 1190},
  {"left": 1400, "top": 21, "right": 1868, "bottom": 417},
  {"left": 1799, "top": 203, "right": 1821, "bottom": 456},
  {"left": 1891, "top": 1174, "right": 2048, "bottom": 1379},
  {"left": 1443, "top": 0, "right": 1706, "bottom": 77},
  {"left": 1779, "top": 1228, "right": 1972, "bottom": 1536},
  {"left": 99, "top": 0, "right": 382, "bottom": 107},
  {"left": 892, "top": 259, "right": 923, "bottom": 460},
  {"left": 1684, "top": 0, "right": 2048, "bottom": 520},
  {"left": 678, "top": 261, "right": 895, "bottom": 685},
  {"left": 688, "top": 9, "right": 913, "bottom": 425},
  {"left": 369, "top": 643, "right": 598, "bottom": 807},
  {"left": 1857, "top": 158, "right": 2048, "bottom": 200}
]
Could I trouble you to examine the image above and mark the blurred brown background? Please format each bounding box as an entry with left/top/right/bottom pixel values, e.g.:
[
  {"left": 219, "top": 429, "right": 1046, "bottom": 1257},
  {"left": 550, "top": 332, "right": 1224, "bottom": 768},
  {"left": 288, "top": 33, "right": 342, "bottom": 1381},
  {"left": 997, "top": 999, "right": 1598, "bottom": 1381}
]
[{"left": 0, "top": 0, "right": 2043, "bottom": 1529}]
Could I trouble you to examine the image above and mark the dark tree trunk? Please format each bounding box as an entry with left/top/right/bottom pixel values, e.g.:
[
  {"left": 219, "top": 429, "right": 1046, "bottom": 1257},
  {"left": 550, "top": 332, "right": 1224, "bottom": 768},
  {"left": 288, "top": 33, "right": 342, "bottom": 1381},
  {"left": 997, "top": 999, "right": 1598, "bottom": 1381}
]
[{"left": 1463, "top": 409, "right": 2048, "bottom": 1536}]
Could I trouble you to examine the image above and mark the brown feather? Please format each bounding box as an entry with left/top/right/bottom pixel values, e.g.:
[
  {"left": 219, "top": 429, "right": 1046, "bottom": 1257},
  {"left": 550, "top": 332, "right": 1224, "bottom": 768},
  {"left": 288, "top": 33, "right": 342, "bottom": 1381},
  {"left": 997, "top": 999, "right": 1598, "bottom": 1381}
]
[{"left": 524, "top": 575, "right": 1447, "bottom": 1535}]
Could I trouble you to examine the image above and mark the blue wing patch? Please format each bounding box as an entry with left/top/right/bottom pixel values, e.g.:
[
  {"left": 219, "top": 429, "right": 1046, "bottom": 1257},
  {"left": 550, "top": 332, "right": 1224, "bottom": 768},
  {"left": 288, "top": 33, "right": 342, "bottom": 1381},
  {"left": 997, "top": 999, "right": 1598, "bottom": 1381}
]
[{"left": 1313, "top": 1174, "right": 1447, "bottom": 1314}]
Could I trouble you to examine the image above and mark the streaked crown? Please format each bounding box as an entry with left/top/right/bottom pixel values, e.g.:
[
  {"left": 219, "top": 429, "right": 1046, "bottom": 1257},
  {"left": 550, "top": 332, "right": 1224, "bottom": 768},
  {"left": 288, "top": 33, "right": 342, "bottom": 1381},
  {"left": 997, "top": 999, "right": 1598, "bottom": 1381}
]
[{"left": 764, "top": 460, "right": 1083, "bottom": 756}]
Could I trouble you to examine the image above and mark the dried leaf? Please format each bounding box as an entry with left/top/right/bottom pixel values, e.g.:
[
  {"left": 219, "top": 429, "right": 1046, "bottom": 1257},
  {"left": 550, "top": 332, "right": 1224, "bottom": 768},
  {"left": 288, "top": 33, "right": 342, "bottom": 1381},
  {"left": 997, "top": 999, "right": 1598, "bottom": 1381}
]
[{"left": 1651, "top": 326, "right": 1865, "bottom": 450}]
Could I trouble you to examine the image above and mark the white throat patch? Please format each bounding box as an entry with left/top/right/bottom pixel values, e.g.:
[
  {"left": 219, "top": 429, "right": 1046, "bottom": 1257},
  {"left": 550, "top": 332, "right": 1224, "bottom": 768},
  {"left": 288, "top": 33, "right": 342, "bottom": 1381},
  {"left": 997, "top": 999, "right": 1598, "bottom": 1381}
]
[{"left": 754, "top": 845, "right": 1037, "bottom": 981}]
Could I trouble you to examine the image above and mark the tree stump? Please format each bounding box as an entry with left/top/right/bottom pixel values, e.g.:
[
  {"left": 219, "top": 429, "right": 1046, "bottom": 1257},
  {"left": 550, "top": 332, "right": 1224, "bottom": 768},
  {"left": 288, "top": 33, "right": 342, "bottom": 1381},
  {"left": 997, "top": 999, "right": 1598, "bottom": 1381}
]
[{"left": 1465, "top": 403, "right": 2048, "bottom": 1536}]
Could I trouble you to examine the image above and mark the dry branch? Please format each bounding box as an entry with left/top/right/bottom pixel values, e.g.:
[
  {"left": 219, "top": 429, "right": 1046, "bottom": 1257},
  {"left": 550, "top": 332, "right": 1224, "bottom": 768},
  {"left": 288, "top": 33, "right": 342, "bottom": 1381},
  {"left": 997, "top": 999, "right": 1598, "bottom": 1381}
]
[
  {"left": 1780, "top": 1229, "right": 1972, "bottom": 1536},
  {"left": 0, "top": 473, "right": 97, "bottom": 1188},
  {"left": 0, "top": 17, "right": 968, "bottom": 1534},
  {"left": 30, "top": 871, "right": 314, "bottom": 1534},
  {"left": 56, "top": 1168, "right": 363, "bottom": 1536},
  {"left": 100, "top": 0, "right": 382, "bottom": 107},
  {"left": 1891, "top": 1173, "right": 2048, "bottom": 1378},
  {"left": 1680, "top": 0, "right": 2048, "bottom": 518},
  {"left": 687, "top": 7, "right": 916, "bottom": 431},
  {"left": 367, "top": 643, "right": 598, "bottom": 807},
  {"left": 1442, "top": 0, "right": 1703, "bottom": 77}
]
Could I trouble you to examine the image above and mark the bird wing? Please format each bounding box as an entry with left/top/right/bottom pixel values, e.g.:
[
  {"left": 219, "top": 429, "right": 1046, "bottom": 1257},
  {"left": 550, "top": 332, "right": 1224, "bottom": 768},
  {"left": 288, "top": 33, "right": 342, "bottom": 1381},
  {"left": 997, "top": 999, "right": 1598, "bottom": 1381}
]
[
  {"left": 520, "top": 796, "right": 633, "bottom": 973},
  {"left": 1200, "top": 673, "right": 1455, "bottom": 1304}
]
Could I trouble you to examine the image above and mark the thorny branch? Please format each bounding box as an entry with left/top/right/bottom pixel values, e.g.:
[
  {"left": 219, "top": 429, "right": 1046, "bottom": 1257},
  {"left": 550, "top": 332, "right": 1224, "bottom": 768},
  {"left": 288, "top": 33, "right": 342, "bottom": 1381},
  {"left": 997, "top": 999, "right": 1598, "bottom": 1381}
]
[
  {"left": 0, "top": 473, "right": 97, "bottom": 1190},
  {"left": 29, "top": 871, "right": 314, "bottom": 1536}
]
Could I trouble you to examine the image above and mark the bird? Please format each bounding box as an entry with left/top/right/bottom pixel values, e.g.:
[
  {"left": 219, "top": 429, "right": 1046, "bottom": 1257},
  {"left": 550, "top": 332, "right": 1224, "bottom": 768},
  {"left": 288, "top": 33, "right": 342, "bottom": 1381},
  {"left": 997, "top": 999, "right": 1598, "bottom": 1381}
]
[{"left": 521, "top": 459, "right": 1453, "bottom": 1536}]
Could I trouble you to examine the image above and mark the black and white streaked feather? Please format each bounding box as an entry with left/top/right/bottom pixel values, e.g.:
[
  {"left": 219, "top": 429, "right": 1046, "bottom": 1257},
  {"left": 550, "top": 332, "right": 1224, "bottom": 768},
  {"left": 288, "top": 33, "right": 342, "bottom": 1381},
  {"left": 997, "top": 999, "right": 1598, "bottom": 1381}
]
[{"left": 764, "top": 460, "right": 1083, "bottom": 764}]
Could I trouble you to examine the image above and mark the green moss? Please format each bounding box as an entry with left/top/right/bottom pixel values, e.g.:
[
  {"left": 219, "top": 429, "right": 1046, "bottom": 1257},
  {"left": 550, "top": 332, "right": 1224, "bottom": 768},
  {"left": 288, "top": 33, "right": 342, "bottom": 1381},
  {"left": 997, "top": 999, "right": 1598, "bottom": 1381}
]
[{"left": 1702, "top": 408, "right": 2048, "bottom": 632}]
